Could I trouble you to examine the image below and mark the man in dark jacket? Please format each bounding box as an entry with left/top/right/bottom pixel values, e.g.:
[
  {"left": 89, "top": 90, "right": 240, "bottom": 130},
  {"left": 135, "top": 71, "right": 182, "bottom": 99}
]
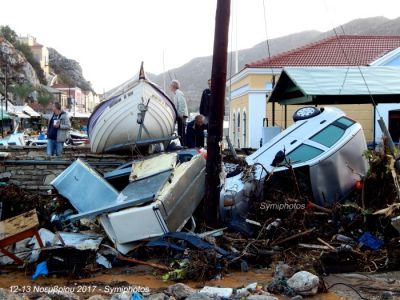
[
  {"left": 186, "top": 115, "right": 207, "bottom": 148},
  {"left": 199, "top": 79, "right": 211, "bottom": 123},
  {"left": 47, "top": 102, "right": 71, "bottom": 156}
]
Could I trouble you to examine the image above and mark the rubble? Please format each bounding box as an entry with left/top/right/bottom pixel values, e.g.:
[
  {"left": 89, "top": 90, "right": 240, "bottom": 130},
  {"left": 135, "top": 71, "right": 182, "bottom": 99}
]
[
  {"left": 286, "top": 271, "right": 319, "bottom": 296},
  {"left": 166, "top": 283, "right": 196, "bottom": 300},
  {"left": 0, "top": 119, "right": 400, "bottom": 299}
]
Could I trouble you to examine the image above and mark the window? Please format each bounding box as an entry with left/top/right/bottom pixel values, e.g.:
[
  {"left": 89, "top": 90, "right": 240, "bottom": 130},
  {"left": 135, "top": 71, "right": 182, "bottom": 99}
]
[
  {"left": 311, "top": 125, "right": 345, "bottom": 148},
  {"left": 286, "top": 144, "right": 323, "bottom": 164},
  {"left": 237, "top": 112, "right": 241, "bottom": 148},
  {"left": 336, "top": 117, "right": 354, "bottom": 128},
  {"left": 232, "top": 113, "right": 236, "bottom": 146},
  {"left": 310, "top": 117, "right": 354, "bottom": 148},
  {"left": 243, "top": 111, "right": 247, "bottom": 147}
]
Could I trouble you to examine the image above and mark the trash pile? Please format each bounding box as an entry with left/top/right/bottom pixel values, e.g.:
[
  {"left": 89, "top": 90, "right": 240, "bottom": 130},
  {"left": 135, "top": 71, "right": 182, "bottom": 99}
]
[
  {"left": 0, "top": 148, "right": 399, "bottom": 290},
  {"left": 1, "top": 110, "right": 400, "bottom": 299}
]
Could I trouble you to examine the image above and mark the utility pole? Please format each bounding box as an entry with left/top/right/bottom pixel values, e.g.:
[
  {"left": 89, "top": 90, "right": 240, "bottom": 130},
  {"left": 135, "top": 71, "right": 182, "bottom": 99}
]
[{"left": 205, "top": 0, "right": 231, "bottom": 227}]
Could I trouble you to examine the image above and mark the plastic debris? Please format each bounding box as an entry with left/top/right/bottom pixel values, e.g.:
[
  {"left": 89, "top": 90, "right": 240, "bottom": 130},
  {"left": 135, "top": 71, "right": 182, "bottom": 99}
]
[
  {"left": 358, "top": 232, "right": 384, "bottom": 251},
  {"left": 32, "top": 261, "right": 48, "bottom": 280}
]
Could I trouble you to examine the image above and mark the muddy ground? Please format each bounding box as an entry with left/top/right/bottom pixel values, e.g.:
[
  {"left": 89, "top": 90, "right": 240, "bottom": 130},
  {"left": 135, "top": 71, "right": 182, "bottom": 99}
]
[{"left": 1, "top": 266, "right": 399, "bottom": 299}]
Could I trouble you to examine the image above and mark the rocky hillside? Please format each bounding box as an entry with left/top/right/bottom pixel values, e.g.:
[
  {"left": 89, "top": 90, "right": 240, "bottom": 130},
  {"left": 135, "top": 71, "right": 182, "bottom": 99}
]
[
  {"left": 48, "top": 48, "right": 92, "bottom": 91},
  {"left": 109, "top": 16, "right": 400, "bottom": 112},
  {"left": 0, "top": 25, "right": 93, "bottom": 101},
  {"left": 0, "top": 37, "right": 40, "bottom": 101}
]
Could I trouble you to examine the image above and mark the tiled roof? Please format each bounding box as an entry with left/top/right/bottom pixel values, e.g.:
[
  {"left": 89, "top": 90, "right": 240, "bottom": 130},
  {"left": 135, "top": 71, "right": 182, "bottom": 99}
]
[{"left": 246, "top": 35, "right": 400, "bottom": 68}]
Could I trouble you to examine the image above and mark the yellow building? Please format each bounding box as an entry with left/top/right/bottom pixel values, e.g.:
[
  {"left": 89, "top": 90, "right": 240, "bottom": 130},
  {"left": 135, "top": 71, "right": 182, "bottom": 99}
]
[
  {"left": 18, "top": 35, "right": 50, "bottom": 76},
  {"left": 228, "top": 36, "right": 400, "bottom": 148}
]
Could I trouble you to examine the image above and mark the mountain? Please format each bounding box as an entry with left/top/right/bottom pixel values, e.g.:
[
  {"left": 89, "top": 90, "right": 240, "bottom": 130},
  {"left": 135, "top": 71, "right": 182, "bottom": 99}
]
[
  {"left": 0, "top": 37, "right": 40, "bottom": 87},
  {"left": 48, "top": 48, "right": 93, "bottom": 91},
  {"left": 108, "top": 16, "right": 400, "bottom": 112}
]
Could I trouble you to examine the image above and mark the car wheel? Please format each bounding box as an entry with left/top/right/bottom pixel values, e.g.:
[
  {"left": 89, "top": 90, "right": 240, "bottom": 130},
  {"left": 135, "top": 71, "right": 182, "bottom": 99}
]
[{"left": 293, "top": 106, "right": 321, "bottom": 121}]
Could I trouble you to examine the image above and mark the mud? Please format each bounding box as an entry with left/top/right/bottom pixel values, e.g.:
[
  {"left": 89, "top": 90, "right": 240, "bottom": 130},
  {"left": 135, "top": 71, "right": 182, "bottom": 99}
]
[{"left": 0, "top": 266, "right": 347, "bottom": 299}]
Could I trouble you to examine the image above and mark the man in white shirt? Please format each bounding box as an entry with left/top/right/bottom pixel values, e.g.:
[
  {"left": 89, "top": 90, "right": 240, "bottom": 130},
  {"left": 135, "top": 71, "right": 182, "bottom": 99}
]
[{"left": 170, "top": 79, "right": 188, "bottom": 146}]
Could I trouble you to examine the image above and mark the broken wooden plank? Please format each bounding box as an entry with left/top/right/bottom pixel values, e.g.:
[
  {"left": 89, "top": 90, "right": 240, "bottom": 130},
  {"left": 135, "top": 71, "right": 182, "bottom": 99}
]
[
  {"left": 271, "top": 228, "right": 315, "bottom": 246},
  {"left": 117, "top": 255, "right": 170, "bottom": 271},
  {"left": 298, "top": 243, "right": 331, "bottom": 250},
  {"left": 317, "top": 237, "right": 336, "bottom": 250}
]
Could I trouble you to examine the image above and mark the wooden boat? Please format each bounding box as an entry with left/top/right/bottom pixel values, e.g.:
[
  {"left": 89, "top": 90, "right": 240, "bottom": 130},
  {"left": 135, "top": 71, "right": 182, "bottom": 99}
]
[{"left": 88, "top": 63, "right": 177, "bottom": 153}]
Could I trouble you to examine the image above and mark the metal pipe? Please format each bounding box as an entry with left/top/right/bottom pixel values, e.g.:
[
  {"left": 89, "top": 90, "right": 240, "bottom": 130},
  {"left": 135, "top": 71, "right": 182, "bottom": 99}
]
[
  {"left": 205, "top": 0, "right": 231, "bottom": 227},
  {"left": 284, "top": 105, "right": 288, "bottom": 128},
  {"left": 373, "top": 104, "right": 376, "bottom": 149}
]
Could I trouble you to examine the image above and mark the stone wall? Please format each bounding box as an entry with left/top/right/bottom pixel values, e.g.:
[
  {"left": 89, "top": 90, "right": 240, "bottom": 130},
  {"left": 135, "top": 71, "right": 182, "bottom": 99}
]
[{"left": 0, "top": 146, "right": 134, "bottom": 194}]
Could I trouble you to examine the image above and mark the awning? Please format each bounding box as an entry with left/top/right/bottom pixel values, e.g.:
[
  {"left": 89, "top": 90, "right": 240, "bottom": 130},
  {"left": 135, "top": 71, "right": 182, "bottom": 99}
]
[
  {"left": 22, "top": 105, "right": 41, "bottom": 117},
  {"left": 13, "top": 112, "right": 30, "bottom": 119},
  {"left": 269, "top": 66, "right": 400, "bottom": 105}
]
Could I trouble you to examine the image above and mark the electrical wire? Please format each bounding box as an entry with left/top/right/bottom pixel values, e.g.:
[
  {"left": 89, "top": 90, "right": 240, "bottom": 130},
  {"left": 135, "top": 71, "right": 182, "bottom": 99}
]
[
  {"left": 322, "top": 0, "right": 383, "bottom": 120},
  {"left": 327, "top": 283, "right": 369, "bottom": 300},
  {"left": 262, "top": 0, "right": 280, "bottom": 128}
]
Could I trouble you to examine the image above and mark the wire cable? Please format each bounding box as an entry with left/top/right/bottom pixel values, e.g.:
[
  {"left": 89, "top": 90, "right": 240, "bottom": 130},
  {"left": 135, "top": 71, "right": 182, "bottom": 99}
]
[
  {"left": 322, "top": 0, "right": 383, "bottom": 120},
  {"left": 327, "top": 283, "right": 369, "bottom": 300}
]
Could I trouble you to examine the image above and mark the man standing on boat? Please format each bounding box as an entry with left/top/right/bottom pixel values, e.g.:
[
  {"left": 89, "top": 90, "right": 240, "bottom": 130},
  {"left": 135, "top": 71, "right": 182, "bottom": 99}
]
[
  {"left": 170, "top": 80, "right": 188, "bottom": 146},
  {"left": 199, "top": 79, "right": 211, "bottom": 124},
  {"left": 47, "top": 102, "right": 71, "bottom": 156}
]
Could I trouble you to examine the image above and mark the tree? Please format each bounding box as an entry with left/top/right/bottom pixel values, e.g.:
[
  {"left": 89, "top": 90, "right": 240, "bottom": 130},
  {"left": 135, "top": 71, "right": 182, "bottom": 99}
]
[
  {"left": 0, "top": 25, "right": 17, "bottom": 43},
  {"left": 10, "top": 83, "right": 34, "bottom": 105},
  {"left": 37, "top": 89, "right": 52, "bottom": 106}
]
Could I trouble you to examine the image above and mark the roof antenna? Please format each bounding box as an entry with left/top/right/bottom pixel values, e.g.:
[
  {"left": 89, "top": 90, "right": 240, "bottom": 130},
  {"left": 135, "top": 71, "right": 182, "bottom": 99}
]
[{"left": 139, "top": 61, "right": 146, "bottom": 80}]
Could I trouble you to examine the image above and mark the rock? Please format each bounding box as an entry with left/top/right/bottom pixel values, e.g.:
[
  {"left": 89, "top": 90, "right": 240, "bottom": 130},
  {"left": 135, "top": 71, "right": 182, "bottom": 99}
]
[
  {"left": 200, "top": 287, "right": 233, "bottom": 298},
  {"left": 36, "top": 297, "right": 51, "bottom": 300},
  {"left": 287, "top": 271, "right": 319, "bottom": 296},
  {"left": 88, "top": 296, "right": 107, "bottom": 300},
  {"left": 245, "top": 283, "right": 258, "bottom": 291},
  {"left": 147, "top": 293, "right": 169, "bottom": 300},
  {"left": 274, "top": 261, "right": 294, "bottom": 279},
  {"left": 381, "top": 291, "right": 393, "bottom": 300},
  {"left": 167, "top": 283, "right": 196, "bottom": 300},
  {"left": 235, "top": 289, "right": 250, "bottom": 298},
  {"left": 246, "top": 295, "right": 278, "bottom": 300},
  {"left": 186, "top": 293, "right": 214, "bottom": 300},
  {"left": 111, "top": 292, "right": 132, "bottom": 300},
  {"left": 0, "top": 171, "right": 11, "bottom": 179},
  {"left": 0, "top": 288, "right": 24, "bottom": 300},
  {"left": 290, "top": 296, "right": 303, "bottom": 300},
  {"left": 46, "top": 292, "right": 80, "bottom": 300},
  {"left": 0, "top": 38, "right": 40, "bottom": 86},
  {"left": 48, "top": 48, "right": 92, "bottom": 91}
]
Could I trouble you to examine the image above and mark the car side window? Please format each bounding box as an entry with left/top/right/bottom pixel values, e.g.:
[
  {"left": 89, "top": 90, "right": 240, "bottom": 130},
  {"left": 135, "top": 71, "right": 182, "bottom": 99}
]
[{"left": 286, "top": 144, "right": 324, "bottom": 164}]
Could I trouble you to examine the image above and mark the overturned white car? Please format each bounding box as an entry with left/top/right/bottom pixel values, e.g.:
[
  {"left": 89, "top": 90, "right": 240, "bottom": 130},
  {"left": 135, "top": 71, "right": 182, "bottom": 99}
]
[{"left": 220, "top": 106, "right": 369, "bottom": 221}]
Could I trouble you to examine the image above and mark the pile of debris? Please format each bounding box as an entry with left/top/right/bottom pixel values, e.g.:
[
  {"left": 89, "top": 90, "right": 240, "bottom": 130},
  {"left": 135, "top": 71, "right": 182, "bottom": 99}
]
[{"left": 1, "top": 110, "right": 400, "bottom": 299}]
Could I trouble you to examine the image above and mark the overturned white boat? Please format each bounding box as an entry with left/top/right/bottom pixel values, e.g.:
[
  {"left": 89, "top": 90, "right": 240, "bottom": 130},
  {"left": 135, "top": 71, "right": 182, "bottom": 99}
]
[{"left": 88, "top": 63, "right": 177, "bottom": 153}]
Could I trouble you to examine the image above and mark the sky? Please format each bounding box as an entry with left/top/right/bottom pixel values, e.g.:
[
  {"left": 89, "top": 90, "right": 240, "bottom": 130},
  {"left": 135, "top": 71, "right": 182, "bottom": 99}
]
[{"left": 1, "top": 0, "right": 400, "bottom": 92}]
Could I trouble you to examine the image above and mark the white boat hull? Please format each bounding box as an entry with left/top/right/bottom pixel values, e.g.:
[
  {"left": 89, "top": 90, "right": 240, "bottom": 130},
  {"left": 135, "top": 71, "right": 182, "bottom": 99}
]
[{"left": 88, "top": 80, "right": 176, "bottom": 153}]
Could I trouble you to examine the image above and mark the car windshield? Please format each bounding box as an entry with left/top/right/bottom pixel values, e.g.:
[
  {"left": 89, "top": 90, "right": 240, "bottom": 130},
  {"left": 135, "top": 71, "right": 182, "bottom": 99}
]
[{"left": 286, "top": 144, "right": 324, "bottom": 164}]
